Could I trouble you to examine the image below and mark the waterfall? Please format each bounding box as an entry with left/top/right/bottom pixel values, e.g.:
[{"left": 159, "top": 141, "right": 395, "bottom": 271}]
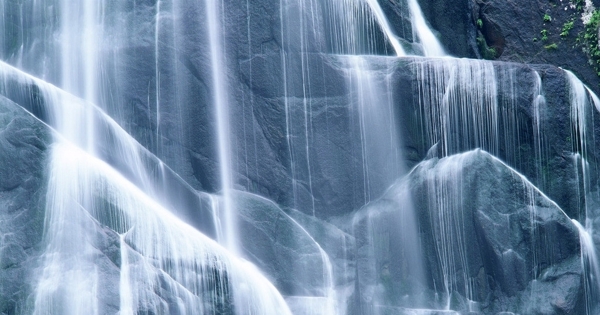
[
  {"left": 573, "top": 220, "right": 600, "bottom": 314},
  {"left": 413, "top": 58, "right": 500, "bottom": 157},
  {"left": 565, "top": 71, "right": 600, "bottom": 314},
  {"left": 0, "top": 58, "right": 293, "bottom": 314},
  {"left": 205, "top": 0, "right": 238, "bottom": 254},
  {"left": 342, "top": 55, "right": 404, "bottom": 204},
  {"left": 532, "top": 71, "right": 547, "bottom": 188},
  {"left": 364, "top": 0, "right": 405, "bottom": 56},
  {"left": 566, "top": 71, "right": 600, "bottom": 222},
  {"left": 34, "top": 141, "right": 292, "bottom": 314},
  {"left": 4, "top": 0, "right": 600, "bottom": 314},
  {"left": 407, "top": 0, "right": 445, "bottom": 56}
]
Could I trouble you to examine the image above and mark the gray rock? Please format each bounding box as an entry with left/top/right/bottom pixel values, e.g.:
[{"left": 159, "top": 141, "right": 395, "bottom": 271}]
[
  {"left": 235, "top": 190, "right": 332, "bottom": 297},
  {"left": 351, "top": 150, "right": 584, "bottom": 314},
  {"left": 0, "top": 94, "right": 50, "bottom": 314}
]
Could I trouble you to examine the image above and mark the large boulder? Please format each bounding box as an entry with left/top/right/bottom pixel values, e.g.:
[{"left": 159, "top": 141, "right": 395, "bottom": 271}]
[
  {"left": 352, "top": 149, "right": 584, "bottom": 314},
  {"left": 234, "top": 190, "right": 333, "bottom": 297}
]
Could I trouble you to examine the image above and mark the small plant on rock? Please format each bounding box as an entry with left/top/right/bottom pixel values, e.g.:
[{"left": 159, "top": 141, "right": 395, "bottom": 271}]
[
  {"left": 477, "top": 35, "right": 497, "bottom": 60},
  {"left": 561, "top": 20, "right": 574, "bottom": 37},
  {"left": 543, "top": 13, "right": 552, "bottom": 22},
  {"left": 540, "top": 29, "right": 549, "bottom": 41}
]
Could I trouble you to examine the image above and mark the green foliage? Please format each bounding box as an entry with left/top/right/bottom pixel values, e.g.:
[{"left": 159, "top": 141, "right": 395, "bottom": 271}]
[
  {"left": 561, "top": 20, "right": 574, "bottom": 37},
  {"left": 540, "top": 29, "right": 549, "bottom": 41},
  {"left": 581, "top": 10, "right": 600, "bottom": 77},
  {"left": 544, "top": 43, "right": 558, "bottom": 50},
  {"left": 543, "top": 14, "right": 552, "bottom": 22},
  {"left": 477, "top": 19, "right": 483, "bottom": 29},
  {"left": 477, "top": 35, "right": 497, "bottom": 60}
]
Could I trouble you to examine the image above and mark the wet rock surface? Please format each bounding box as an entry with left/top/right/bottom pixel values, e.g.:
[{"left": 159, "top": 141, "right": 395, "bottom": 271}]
[
  {"left": 1, "top": 0, "right": 600, "bottom": 314},
  {"left": 0, "top": 95, "right": 49, "bottom": 314},
  {"left": 352, "top": 150, "right": 583, "bottom": 314}
]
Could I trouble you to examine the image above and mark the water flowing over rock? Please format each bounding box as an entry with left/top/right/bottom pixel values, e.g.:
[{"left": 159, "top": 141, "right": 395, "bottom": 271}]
[
  {"left": 1, "top": 0, "right": 600, "bottom": 314},
  {"left": 353, "top": 150, "right": 583, "bottom": 314}
]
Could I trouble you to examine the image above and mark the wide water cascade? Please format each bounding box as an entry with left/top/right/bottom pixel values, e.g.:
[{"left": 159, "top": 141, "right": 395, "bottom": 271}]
[{"left": 1, "top": 0, "right": 600, "bottom": 314}]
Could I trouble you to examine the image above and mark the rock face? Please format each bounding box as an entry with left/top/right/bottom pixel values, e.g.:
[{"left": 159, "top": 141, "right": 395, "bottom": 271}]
[
  {"left": 352, "top": 150, "right": 583, "bottom": 314},
  {"left": 0, "top": 95, "right": 50, "bottom": 314},
  {"left": 419, "top": 0, "right": 600, "bottom": 93},
  {"left": 1, "top": 54, "right": 597, "bottom": 314},
  {"left": 1, "top": 0, "right": 600, "bottom": 314},
  {"left": 403, "top": 0, "right": 600, "bottom": 94},
  {"left": 3, "top": 0, "right": 597, "bottom": 222},
  {"left": 235, "top": 190, "right": 332, "bottom": 297}
]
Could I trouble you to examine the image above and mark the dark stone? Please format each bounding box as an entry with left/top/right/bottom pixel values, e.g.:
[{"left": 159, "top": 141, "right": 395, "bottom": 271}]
[
  {"left": 472, "top": 0, "right": 600, "bottom": 94},
  {"left": 416, "top": 0, "right": 479, "bottom": 58}
]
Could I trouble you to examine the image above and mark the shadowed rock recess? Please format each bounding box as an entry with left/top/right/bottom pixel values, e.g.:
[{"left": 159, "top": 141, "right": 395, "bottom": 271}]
[{"left": 1, "top": 0, "right": 600, "bottom": 314}]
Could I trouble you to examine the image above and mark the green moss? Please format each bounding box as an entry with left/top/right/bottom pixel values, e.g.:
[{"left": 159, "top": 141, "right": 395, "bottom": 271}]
[
  {"left": 477, "top": 19, "right": 483, "bottom": 29},
  {"left": 543, "top": 14, "right": 552, "bottom": 22},
  {"left": 544, "top": 43, "right": 558, "bottom": 50},
  {"left": 477, "top": 35, "right": 497, "bottom": 60},
  {"left": 561, "top": 20, "right": 574, "bottom": 37}
]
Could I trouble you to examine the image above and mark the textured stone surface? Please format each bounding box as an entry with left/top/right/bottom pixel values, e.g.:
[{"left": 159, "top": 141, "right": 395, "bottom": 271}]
[
  {"left": 351, "top": 150, "right": 584, "bottom": 314},
  {"left": 0, "top": 95, "right": 50, "bottom": 314},
  {"left": 235, "top": 190, "right": 330, "bottom": 297},
  {"left": 471, "top": 0, "right": 600, "bottom": 93}
]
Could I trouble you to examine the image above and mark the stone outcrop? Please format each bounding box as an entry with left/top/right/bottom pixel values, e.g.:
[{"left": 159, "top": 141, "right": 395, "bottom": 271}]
[{"left": 352, "top": 150, "right": 583, "bottom": 314}]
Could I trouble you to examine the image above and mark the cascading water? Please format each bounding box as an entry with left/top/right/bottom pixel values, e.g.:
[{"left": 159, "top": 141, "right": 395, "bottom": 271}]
[
  {"left": 0, "top": 59, "right": 293, "bottom": 314},
  {"left": 340, "top": 55, "right": 404, "bottom": 204},
  {"left": 413, "top": 58, "right": 500, "bottom": 157},
  {"left": 566, "top": 70, "right": 600, "bottom": 222},
  {"left": 532, "top": 71, "right": 547, "bottom": 188},
  {"left": 573, "top": 220, "right": 600, "bottom": 314},
  {"left": 38, "top": 142, "right": 292, "bottom": 314},
  {"left": 407, "top": 0, "right": 445, "bottom": 56},
  {"left": 205, "top": 0, "right": 238, "bottom": 254},
  {"left": 3, "top": 0, "right": 600, "bottom": 314}
]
